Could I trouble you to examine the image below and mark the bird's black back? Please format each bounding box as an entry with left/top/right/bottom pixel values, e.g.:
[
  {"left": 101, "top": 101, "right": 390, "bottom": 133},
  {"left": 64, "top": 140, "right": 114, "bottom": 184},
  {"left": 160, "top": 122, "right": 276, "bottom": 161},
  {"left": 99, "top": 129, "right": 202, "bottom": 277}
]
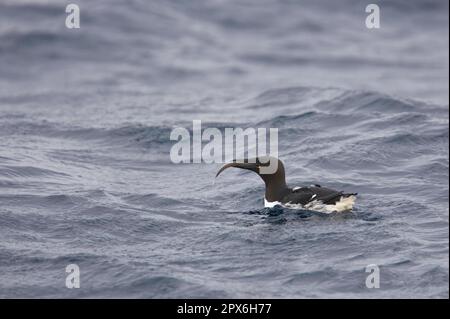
[{"left": 281, "top": 186, "right": 345, "bottom": 205}]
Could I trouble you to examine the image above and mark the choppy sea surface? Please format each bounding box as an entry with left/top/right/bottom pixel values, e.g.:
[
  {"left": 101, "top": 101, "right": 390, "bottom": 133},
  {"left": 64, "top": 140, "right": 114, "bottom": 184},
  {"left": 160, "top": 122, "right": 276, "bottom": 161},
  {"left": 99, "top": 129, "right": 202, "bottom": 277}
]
[{"left": 0, "top": 0, "right": 448, "bottom": 298}]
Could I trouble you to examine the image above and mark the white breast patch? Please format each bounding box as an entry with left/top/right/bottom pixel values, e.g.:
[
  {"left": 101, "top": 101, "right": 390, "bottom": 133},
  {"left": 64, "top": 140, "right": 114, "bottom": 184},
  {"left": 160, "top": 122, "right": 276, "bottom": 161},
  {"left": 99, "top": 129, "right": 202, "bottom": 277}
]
[{"left": 264, "top": 195, "right": 356, "bottom": 214}]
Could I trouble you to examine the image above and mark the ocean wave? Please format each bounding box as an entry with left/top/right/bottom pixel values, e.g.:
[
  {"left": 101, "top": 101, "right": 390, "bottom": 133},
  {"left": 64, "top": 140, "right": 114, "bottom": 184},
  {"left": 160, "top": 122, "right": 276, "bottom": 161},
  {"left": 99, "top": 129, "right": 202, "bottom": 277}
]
[{"left": 0, "top": 0, "right": 448, "bottom": 298}]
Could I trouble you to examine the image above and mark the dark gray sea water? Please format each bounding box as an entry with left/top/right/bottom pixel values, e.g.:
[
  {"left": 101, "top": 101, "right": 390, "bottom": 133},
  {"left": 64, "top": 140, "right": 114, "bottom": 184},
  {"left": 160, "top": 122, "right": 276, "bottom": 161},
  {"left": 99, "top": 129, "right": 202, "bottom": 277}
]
[{"left": 0, "top": 0, "right": 448, "bottom": 298}]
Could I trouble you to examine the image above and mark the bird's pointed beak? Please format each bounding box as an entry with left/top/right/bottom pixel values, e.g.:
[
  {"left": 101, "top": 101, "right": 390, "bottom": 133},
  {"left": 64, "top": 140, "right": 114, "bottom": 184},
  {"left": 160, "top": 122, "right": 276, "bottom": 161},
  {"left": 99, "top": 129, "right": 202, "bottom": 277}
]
[{"left": 215, "top": 160, "right": 259, "bottom": 178}]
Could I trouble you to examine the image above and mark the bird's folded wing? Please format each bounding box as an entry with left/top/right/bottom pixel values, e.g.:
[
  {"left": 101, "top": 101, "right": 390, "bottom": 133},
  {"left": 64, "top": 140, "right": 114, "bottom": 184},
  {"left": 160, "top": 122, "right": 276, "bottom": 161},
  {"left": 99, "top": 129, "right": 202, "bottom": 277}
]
[{"left": 290, "top": 186, "right": 344, "bottom": 205}]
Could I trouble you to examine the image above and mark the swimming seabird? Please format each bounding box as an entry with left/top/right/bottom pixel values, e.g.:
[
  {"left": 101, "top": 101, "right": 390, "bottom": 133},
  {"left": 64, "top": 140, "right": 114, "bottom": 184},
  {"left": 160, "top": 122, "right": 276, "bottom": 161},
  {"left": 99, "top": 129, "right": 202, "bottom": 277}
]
[{"left": 216, "top": 156, "right": 357, "bottom": 213}]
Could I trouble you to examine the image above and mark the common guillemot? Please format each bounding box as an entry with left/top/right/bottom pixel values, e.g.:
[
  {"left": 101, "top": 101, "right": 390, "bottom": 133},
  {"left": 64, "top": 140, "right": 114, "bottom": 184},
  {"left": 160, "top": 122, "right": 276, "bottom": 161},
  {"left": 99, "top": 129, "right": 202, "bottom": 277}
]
[{"left": 216, "top": 156, "right": 357, "bottom": 213}]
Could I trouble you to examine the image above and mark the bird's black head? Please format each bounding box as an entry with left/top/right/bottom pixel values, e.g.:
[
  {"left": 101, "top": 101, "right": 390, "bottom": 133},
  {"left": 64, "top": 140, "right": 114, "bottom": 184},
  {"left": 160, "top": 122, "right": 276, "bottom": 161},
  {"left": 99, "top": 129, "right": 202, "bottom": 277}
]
[{"left": 216, "top": 156, "right": 288, "bottom": 201}]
